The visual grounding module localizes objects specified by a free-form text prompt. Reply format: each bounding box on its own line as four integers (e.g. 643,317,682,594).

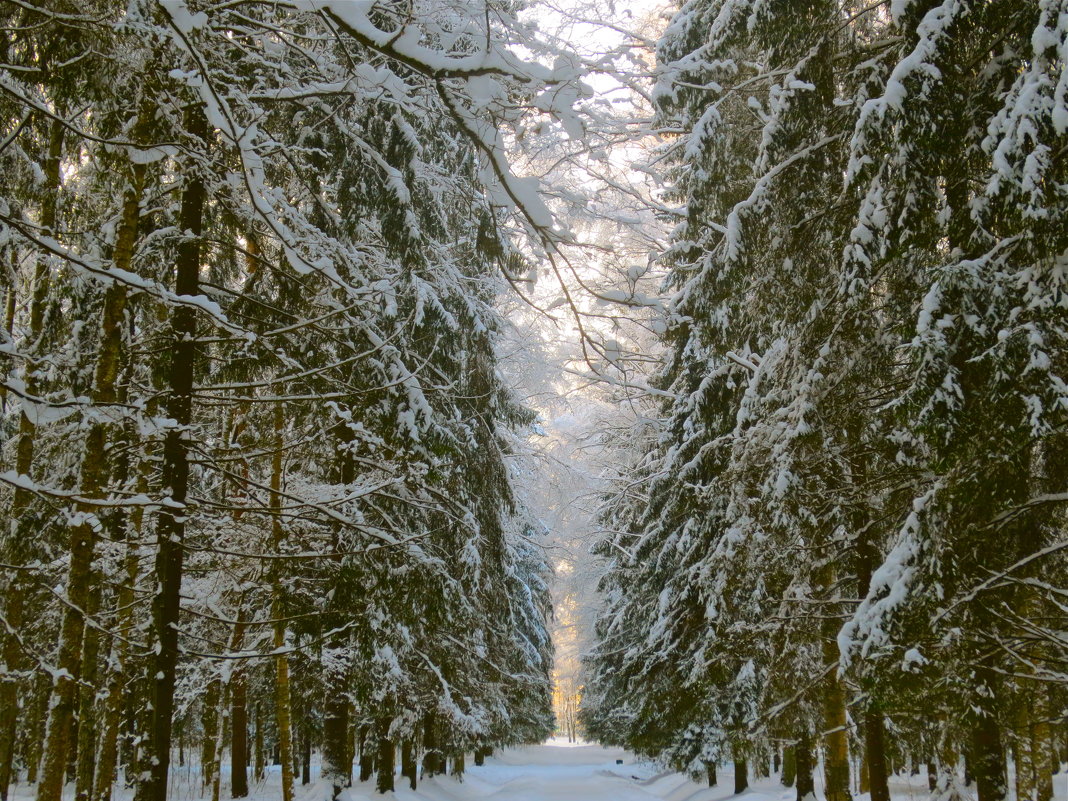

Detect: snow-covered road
435,744,664,801
347,742,728,801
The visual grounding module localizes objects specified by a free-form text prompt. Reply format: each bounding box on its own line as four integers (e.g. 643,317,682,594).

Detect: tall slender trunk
855,525,890,801
733,756,748,794
704,761,717,787
819,563,850,801
402,742,417,790
301,731,310,786
375,717,395,794
1031,694,1053,801
321,692,349,798
211,675,229,801
795,729,814,801
74,583,103,801
0,268,14,415
92,415,143,801
421,714,441,777
971,661,1006,801
449,750,463,781
39,276,134,801
321,420,354,799
0,118,64,801
358,727,374,782
231,672,249,799
37,117,102,801
821,670,851,800
254,704,264,783
201,678,220,793
135,106,207,801
231,612,249,799
269,404,295,801
24,672,51,784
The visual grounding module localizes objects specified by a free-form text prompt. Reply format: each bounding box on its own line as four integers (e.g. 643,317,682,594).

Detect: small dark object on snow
616,759,623,765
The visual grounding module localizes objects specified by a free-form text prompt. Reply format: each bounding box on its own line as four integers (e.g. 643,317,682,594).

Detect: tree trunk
321,692,349,798
0,270,14,414
375,721,394,794
74,584,103,801
359,727,374,783
253,704,264,783
92,433,143,801
422,714,442,777
201,678,221,794
269,405,295,801
451,751,465,780
0,118,64,801
134,106,207,801
301,730,311,786
705,761,718,787
820,565,851,801
1016,690,1054,801
211,679,228,801
320,420,355,799
734,757,748,794
402,741,417,789
25,671,51,784
231,610,250,799
971,675,1006,801
232,670,249,799
796,729,814,801
39,172,135,801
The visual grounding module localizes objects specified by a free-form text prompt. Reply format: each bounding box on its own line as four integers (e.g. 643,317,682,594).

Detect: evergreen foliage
584,3,1068,799
0,1,566,797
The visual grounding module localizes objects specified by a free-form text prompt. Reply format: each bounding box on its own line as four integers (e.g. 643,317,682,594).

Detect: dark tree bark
734,757,748,794
322,693,349,798
375,721,394,794
231,669,249,799
0,116,64,801
134,105,207,801
796,730,814,801
972,697,1007,801
705,761,717,787
402,741,417,789
230,605,250,800
254,703,264,782
359,726,375,782
73,583,103,801
851,448,891,801
302,730,311,785
421,714,444,777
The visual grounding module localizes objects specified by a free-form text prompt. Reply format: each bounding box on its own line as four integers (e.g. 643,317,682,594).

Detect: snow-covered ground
330,742,1068,801
13,743,1068,801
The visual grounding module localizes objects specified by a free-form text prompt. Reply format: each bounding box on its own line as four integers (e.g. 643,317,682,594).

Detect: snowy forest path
383,743,672,801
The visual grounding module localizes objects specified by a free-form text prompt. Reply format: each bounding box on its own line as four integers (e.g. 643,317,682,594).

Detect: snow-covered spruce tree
838,6,1068,801
1,1,568,799
587,2,870,792
588,2,1067,800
